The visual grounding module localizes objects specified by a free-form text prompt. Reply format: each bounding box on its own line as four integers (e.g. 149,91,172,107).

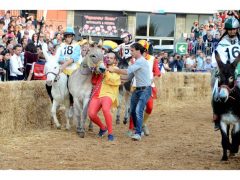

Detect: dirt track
0,99,240,170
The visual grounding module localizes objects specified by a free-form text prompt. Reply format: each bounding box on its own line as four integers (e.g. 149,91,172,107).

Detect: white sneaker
68,106,74,118
142,124,150,136
126,130,134,137
131,134,141,141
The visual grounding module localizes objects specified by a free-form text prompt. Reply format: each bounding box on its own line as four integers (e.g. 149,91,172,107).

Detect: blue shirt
57,42,81,63
127,56,151,87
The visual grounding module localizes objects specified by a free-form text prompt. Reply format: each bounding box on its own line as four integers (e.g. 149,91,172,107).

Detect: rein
219,84,237,101
46,69,60,82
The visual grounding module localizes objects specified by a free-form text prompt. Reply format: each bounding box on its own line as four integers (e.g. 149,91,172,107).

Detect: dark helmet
224,16,239,29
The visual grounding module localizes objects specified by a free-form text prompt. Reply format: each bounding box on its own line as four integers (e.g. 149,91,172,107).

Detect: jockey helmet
120,31,132,41
102,40,118,51
138,39,149,51
64,27,75,36
224,16,239,29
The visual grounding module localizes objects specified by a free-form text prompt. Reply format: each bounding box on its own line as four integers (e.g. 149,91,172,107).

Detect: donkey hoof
221,156,228,161
56,125,61,129
123,119,128,125
88,127,94,132
229,153,235,157
78,132,85,138
116,119,120,125
65,126,71,131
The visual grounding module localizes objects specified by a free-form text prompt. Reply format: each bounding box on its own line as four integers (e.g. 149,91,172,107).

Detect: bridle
46,69,60,82
219,84,237,101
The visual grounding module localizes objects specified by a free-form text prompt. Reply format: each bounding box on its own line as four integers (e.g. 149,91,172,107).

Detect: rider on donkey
57,27,82,115
118,31,135,63
211,16,240,131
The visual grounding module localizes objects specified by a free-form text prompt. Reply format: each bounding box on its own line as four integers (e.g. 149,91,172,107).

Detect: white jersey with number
211,35,240,68
118,41,135,59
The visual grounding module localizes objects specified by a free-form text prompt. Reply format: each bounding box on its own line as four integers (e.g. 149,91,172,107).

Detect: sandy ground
0,99,240,170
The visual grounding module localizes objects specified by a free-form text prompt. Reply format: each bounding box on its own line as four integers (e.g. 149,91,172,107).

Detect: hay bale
156,72,211,103
0,81,52,136
0,73,212,136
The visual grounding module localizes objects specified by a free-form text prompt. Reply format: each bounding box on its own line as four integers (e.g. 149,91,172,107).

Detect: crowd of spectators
0,10,65,81
157,10,239,73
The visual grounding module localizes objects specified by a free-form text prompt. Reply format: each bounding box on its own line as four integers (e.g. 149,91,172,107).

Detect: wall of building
175,14,186,41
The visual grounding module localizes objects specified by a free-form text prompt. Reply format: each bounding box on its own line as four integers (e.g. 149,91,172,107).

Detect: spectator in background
9,44,24,81
49,25,55,40
193,36,205,54
0,20,5,32
185,54,196,72
52,32,63,46
208,24,216,37
204,23,209,32
0,45,4,54
219,11,227,23
2,49,11,81
0,53,6,81
196,52,205,71
14,25,22,44
162,57,171,72
199,24,206,37
6,25,15,39
213,13,222,25
205,34,217,56
189,32,196,42
21,36,28,50
203,56,213,72
1,34,8,46
25,22,35,39
170,53,184,72
2,11,11,32
32,33,39,46
186,38,193,54
7,44,14,55
191,20,200,38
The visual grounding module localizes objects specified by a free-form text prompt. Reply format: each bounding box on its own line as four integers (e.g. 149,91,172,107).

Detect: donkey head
83,47,105,74
44,59,60,86
215,50,240,102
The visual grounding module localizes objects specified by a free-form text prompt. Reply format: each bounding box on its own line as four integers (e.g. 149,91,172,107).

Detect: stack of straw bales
155,72,211,102
0,81,52,136
0,73,212,135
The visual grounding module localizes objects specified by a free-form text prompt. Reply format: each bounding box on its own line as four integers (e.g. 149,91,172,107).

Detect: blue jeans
130,86,152,136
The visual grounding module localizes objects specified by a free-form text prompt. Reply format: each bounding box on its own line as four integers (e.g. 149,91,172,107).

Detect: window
136,13,148,36
149,14,175,37
161,40,174,45
135,13,175,46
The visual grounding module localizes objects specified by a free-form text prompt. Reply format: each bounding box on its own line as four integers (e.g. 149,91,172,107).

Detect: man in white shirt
9,44,24,81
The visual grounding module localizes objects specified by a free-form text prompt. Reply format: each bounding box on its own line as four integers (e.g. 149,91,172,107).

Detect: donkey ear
214,50,224,69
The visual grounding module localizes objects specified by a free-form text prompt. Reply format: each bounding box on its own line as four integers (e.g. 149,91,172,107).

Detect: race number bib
64,45,74,55
224,46,240,60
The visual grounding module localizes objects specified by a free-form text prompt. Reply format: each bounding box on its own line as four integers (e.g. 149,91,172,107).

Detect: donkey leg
220,123,230,161
51,100,61,129
88,120,94,131
64,99,71,130
230,124,240,155
123,92,131,125
116,89,123,125
74,99,82,135
78,99,89,138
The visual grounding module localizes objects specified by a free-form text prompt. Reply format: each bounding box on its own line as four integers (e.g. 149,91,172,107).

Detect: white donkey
44,50,72,130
